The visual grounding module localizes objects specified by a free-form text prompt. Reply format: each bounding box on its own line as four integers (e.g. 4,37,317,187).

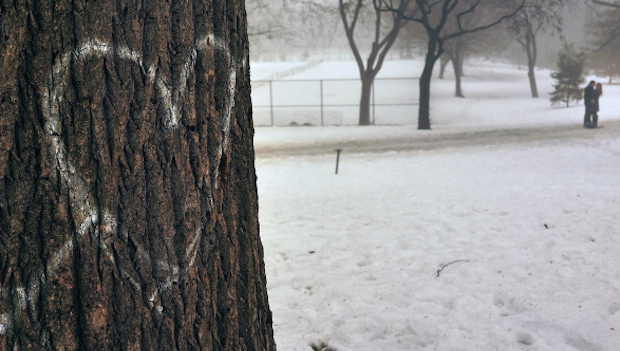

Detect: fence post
335,149,342,174
252,77,419,127
269,81,274,126
320,79,324,126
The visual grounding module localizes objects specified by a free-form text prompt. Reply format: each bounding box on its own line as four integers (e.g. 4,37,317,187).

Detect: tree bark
0,1,275,350
359,75,373,125
521,23,539,98
451,52,464,98
418,39,440,130
528,61,539,98
525,35,539,98
438,56,449,79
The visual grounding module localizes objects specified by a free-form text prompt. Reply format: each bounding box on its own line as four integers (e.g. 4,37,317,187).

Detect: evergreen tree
550,42,586,107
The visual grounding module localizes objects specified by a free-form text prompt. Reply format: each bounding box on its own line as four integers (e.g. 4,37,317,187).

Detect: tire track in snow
254,121,620,158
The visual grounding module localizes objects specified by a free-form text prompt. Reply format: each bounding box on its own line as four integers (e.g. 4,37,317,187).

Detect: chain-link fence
251,78,419,126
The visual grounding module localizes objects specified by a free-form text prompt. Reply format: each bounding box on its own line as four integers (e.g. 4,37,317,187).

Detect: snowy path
254,120,620,158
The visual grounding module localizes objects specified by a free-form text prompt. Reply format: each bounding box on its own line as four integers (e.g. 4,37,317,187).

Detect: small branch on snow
436,259,470,277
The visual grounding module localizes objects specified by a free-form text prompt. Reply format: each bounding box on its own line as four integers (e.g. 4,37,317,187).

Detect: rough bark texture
0,1,275,350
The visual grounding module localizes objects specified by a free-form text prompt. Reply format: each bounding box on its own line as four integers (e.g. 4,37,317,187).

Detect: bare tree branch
591,0,620,8
340,0,410,125
374,0,525,129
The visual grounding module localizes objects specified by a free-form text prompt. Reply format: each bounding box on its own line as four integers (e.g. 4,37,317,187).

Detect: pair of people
584,80,603,128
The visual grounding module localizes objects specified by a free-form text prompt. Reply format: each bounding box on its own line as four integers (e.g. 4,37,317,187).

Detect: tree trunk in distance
451,54,464,98
418,40,439,130
438,56,449,79
524,25,539,98
359,76,373,125
0,1,275,350
528,63,539,98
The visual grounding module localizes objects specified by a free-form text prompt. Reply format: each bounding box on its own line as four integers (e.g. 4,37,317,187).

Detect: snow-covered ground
252,59,620,351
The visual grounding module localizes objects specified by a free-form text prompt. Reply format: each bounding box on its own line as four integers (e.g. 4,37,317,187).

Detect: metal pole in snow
269,80,274,126
335,149,342,174
320,80,324,126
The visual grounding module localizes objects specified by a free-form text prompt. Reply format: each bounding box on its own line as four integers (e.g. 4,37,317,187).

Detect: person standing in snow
583,80,597,128
593,82,603,127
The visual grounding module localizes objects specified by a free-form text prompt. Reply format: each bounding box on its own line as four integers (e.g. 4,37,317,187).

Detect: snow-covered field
252,59,620,351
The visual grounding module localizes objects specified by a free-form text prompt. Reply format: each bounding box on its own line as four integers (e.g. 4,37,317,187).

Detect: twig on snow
436,259,470,277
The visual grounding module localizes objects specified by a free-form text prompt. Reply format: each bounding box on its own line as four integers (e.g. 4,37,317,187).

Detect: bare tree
340,0,410,125
507,0,568,98
377,0,525,129
588,0,620,50
394,22,419,58
438,55,451,78
0,1,275,350
297,1,344,57
247,0,290,38
439,1,510,98
587,0,620,81
442,26,512,96
398,6,510,97
442,37,468,97
249,0,342,60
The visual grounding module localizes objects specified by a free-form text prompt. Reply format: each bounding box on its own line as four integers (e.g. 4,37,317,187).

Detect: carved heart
0,34,242,333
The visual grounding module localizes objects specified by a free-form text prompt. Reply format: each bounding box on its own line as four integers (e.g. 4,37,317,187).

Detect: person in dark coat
584,80,597,128
593,83,603,127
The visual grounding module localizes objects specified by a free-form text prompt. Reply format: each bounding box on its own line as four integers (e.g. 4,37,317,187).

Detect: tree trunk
523,26,539,98
340,0,405,126
527,62,539,98
438,56,449,79
526,37,539,98
451,54,464,98
418,41,439,130
0,1,275,350
359,76,373,125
